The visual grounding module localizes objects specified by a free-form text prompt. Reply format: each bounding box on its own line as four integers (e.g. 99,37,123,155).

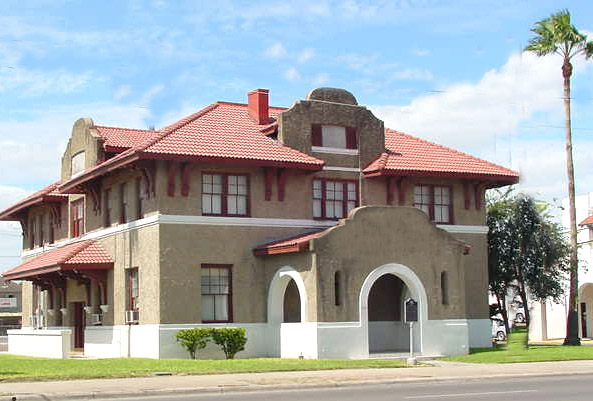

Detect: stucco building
1,88,518,359
529,192,593,341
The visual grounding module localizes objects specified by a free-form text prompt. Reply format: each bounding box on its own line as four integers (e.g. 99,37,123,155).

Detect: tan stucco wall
309,206,468,322
278,96,385,168
454,232,489,320
60,118,104,182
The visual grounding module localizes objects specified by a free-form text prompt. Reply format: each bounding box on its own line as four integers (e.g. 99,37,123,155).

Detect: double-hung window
201,264,232,323
136,177,145,220
313,179,358,219
202,173,249,217
71,199,84,238
413,185,453,224
127,268,139,311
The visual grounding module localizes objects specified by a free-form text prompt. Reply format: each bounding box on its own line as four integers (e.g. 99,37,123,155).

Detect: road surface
86,373,592,401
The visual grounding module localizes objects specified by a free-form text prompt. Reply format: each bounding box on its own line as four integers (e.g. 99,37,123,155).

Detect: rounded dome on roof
306,88,358,105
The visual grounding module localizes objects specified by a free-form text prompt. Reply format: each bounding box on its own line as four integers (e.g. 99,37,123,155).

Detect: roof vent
248,89,270,125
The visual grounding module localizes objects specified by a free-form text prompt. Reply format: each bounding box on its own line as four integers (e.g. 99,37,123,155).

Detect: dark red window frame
136,177,144,220
413,184,454,224
128,267,139,311
312,178,359,220
119,182,128,224
104,188,112,227
311,124,357,149
201,173,250,217
29,218,36,248
71,199,84,238
201,264,233,323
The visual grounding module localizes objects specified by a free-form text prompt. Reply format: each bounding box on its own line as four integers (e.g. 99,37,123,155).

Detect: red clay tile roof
363,129,519,183
253,229,328,256
95,126,160,152
0,182,68,221
3,240,113,281
580,216,593,226
141,102,322,168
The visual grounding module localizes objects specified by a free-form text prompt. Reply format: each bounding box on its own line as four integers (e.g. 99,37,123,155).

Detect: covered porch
3,240,113,358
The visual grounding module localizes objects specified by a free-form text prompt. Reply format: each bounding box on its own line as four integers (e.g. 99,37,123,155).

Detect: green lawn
442,345,593,363
443,327,593,363
0,355,407,382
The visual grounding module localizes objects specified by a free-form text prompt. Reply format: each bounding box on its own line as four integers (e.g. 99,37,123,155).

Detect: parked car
508,299,525,323
491,318,507,342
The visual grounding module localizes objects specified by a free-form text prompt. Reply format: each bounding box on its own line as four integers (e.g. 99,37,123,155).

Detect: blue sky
1,0,593,271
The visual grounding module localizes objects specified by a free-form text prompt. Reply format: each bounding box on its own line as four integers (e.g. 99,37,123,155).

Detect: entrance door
73,302,86,349
581,302,588,338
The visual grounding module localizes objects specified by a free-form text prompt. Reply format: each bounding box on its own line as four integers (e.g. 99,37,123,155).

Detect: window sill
312,146,359,155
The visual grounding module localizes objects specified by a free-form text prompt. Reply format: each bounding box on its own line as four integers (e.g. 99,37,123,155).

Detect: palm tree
525,9,593,346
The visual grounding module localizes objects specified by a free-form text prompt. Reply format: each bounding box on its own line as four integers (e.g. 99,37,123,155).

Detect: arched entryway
360,264,427,356
268,266,315,358
579,283,593,338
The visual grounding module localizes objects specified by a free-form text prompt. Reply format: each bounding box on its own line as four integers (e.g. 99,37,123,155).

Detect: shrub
175,328,212,359
210,328,247,359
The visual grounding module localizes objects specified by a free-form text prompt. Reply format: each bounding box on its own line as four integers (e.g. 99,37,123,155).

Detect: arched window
441,271,449,305
334,271,342,306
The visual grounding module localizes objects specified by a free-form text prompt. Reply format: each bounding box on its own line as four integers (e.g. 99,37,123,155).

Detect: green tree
487,192,569,336
525,9,593,345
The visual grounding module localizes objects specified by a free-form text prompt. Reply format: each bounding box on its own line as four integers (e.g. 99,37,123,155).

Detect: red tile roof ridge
94,125,159,134
580,215,593,226
158,103,221,142
215,101,287,111
385,128,518,177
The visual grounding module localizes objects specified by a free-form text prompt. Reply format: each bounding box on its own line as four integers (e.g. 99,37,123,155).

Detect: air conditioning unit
125,310,139,324
90,313,103,326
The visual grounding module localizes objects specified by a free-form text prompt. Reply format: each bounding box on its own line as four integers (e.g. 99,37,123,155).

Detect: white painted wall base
8,328,72,358
466,319,492,348
14,318,472,359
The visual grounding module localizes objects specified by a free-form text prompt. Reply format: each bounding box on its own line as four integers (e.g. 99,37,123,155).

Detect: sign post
404,298,418,366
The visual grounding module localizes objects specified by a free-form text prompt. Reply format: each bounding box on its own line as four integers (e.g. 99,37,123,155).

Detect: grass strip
0,355,406,382
442,343,593,364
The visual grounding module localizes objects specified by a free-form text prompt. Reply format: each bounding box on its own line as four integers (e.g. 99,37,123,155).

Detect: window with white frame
201,264,232,323
202,173,249,217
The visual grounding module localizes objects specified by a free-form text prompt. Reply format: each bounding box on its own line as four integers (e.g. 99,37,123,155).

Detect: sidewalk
2,359,593,400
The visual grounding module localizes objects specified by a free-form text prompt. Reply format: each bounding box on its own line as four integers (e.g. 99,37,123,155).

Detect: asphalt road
87,374,593,401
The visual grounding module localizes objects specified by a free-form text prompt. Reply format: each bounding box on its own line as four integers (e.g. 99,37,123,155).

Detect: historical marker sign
404,298,418,323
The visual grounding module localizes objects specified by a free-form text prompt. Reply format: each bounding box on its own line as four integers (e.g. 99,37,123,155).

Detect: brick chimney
248,89,270,125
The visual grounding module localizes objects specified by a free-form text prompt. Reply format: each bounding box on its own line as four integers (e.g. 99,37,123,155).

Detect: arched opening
283,279,302,323
579,283,593,338
367,274,410,353
360,264,427,357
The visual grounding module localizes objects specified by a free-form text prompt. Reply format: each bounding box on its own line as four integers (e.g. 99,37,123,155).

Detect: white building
529,192,593,341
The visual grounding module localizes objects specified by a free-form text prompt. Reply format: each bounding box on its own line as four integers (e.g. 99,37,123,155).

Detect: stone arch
579,283,593,338
267,266,307,324
359,263,428,355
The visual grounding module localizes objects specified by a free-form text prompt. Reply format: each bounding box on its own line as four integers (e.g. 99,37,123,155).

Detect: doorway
73,302,86,350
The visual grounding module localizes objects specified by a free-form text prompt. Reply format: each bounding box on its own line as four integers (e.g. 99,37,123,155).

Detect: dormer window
311,124,357,154
71,151,86,177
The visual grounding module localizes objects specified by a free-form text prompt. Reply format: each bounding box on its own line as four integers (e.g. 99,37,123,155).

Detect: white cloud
264,42,287,59
298,48,315,63
0,68,96,97
313,73,329,85
370,51,593,202
114,85,132,100
138,84,165,107
284,67,300,81
392,68,433,81
413,49,430,56
0,103,151,186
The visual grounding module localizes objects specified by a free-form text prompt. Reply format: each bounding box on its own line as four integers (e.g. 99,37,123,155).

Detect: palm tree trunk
562,60,581,346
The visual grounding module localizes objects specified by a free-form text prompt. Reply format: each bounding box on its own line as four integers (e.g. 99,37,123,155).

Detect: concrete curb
6,369,593,401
